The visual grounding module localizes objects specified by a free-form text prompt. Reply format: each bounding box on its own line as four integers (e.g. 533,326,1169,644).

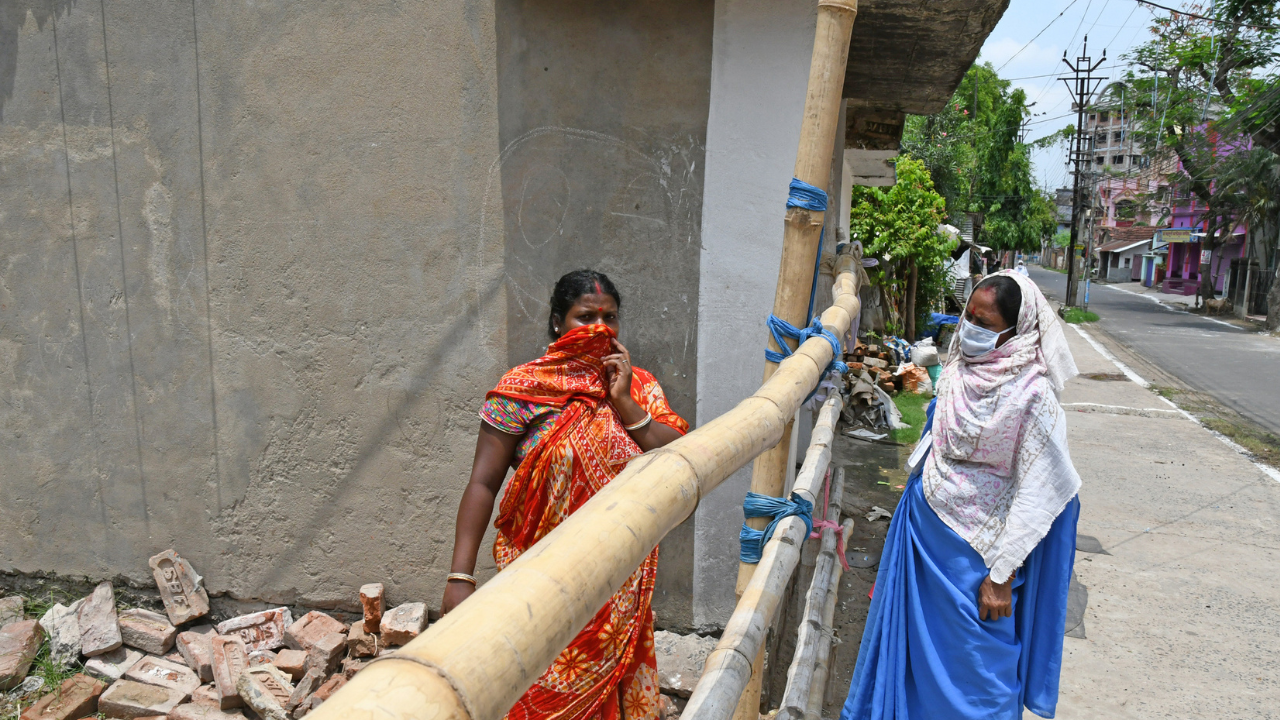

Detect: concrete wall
493,0,713,628
693,0,819,629
0,1,507,612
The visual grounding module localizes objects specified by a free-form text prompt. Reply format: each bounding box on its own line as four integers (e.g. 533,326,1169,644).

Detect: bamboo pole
680,397,843,720
806,517,854,720
776,469,844,720
736,4,858,714
307,267,860,720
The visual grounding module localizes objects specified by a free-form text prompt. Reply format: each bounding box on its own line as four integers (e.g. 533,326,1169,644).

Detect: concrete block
236,665,294,720
118,609,176,655
283,612,345,652
0,597,24,627
303,633,345,677
272,649,307,681
123,655,201,700
378,603,425,646
78,582,122,657
170,702,246,720
170,703,244,720
210,636,249,710
176,626,217,682
19,673,106,720
191,685,221,708
215,609,292,653
284,669,322,712
0,620,45,690
37,599,85,666
345,622,378,658
653,630,716,698
148,551,210,626
84,646,145,683
358,584,384,634
96,680,186,720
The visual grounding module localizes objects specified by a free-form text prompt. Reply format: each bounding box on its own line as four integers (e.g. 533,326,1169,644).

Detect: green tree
849,156,952,339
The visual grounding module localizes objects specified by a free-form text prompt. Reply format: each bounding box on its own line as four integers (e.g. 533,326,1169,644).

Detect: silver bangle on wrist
624,412,653,432
447,573,477,586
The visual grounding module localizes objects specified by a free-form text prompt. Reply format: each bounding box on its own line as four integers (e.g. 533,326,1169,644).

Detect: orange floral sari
489,324,688,720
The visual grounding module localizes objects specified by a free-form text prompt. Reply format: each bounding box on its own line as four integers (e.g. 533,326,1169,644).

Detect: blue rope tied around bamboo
740,492,814,563
764,316,849,404
787,178,829,322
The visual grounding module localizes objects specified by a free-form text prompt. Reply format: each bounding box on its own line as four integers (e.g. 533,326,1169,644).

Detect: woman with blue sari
841,270,1082,720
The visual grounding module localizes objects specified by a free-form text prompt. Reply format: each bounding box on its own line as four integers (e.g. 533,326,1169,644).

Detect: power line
1130,0,1280,31
997,0,1083,71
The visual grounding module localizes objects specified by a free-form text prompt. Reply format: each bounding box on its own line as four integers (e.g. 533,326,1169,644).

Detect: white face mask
958,318,1008,359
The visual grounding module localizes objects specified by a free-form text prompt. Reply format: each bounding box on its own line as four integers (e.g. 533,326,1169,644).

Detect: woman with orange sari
442,269,688,720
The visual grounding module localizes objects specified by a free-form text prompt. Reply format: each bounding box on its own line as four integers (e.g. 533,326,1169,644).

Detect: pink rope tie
809,468,850,571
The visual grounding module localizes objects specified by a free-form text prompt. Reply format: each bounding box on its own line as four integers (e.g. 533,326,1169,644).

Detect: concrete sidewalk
1026,323,1280,718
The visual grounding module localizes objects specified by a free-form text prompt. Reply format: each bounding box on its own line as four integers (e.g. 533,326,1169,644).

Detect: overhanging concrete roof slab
843,0,1010,114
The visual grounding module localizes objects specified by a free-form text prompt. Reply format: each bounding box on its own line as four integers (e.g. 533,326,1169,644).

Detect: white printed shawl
923,270,1081,583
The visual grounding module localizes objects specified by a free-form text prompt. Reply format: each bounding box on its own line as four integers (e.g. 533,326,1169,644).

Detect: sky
976,0,1166,192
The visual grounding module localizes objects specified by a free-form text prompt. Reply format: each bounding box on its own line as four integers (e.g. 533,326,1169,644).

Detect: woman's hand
603,339,646,425
978,573,1014,621
441,580,475,616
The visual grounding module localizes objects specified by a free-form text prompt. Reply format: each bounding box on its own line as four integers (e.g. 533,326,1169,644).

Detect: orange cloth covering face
489,324,688,720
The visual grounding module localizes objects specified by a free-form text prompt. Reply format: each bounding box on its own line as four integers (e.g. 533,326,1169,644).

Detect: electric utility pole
1062,36,1107,307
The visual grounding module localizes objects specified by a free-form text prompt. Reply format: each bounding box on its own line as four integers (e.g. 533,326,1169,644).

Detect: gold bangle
624,412,652,432
446,573,477,585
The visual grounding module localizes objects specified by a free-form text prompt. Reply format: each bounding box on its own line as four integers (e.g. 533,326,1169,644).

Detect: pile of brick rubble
0,549,426,720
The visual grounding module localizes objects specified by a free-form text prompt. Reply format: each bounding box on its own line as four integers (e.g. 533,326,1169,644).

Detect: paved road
1027,265,1280,435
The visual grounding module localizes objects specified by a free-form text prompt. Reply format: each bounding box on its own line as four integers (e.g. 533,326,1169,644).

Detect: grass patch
0,591,88,717
891,392,932,445
1151,385,1179,399
1200,417,1280,468
1062,308,1100,324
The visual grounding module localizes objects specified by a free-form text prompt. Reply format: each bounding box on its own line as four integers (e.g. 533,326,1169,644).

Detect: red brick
19,673,105,720
345,622,378,659
311,675,345,702
170,702,246,720
123,655,201,700
176,627,216,682
358,584,384,634
148,550,211,626
119,609,176,656
283,612,345,652
191,685,221,708
236,665,294,720
210,636,249,710
215,609,292,653
378,603,425,646
78,582,122,657
97,680,185,720
84,646,144,683
284,669,322,712
0,620,44,691
272,649,307,681
303,632,345,677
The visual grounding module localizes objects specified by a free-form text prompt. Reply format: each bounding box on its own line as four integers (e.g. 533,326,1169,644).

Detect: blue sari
841,400,1079,720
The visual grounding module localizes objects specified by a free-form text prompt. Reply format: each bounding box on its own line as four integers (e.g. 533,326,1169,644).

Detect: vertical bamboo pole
735,2,857,717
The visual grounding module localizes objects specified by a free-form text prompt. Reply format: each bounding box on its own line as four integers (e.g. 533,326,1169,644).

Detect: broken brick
38,600,84,667
358,584,384,634
303,632,345,677
0,597,23,627
311,674,346,702
176,626,217,682
84,646,145,682
124,654,202,700
248,649,277,667
170,702,246,720
20,673,106,720
284,669,322,713
378,603,426,646
215,608,292,653
191,684,221,708
97,679,186,720
340,657,366,680
78,582,123,657
237,665,294,720
283,612,345,653
0,620,45,691
272,649,307,681
148,550,211,626
119,609,177,656
210,635,249,710
345,622,378,658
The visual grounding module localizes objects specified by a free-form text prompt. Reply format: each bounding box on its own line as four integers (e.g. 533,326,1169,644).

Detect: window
1134,155,1148,168
1124,257,1131,268
1100,111,1110,122
1157,184,1170,199
1113,131,1124,142
1113,155,1126,165
1096,156,1106,165
1089,113,1097,122
1095,132,1107,147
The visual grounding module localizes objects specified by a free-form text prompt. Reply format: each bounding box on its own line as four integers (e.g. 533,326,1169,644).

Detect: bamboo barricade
738,3,858,712
807,518,855,720
307,262,861,720
776,470,846,720
680,398,844,720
